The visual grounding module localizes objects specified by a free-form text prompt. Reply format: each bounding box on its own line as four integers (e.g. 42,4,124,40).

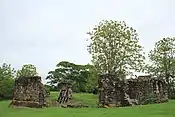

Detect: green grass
0,92,175,117
72,93,98,107
50,92,98,107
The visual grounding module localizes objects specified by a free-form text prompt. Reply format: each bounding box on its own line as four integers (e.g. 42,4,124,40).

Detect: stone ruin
57,82,72,104
98,74,168,107
9,76,47,108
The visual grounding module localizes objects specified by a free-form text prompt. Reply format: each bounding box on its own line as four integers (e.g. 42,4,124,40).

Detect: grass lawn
50,92,98,107
0,92,175,117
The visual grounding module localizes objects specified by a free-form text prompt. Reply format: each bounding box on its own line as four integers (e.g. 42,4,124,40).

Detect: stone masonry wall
126,76,168,105
98,74,168,107
10,76,47,108
98,74,124,107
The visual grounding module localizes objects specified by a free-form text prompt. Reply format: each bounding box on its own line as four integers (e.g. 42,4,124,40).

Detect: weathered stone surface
98,74,124,107
126,76,168,105
98,74,168,107
9,76,47,108
57,82,72,104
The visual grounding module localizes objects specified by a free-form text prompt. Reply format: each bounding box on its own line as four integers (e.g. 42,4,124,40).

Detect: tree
84,64,98,93
87,20,145,78
17,64,38,78
0,63,15,100
46,61,80,86
148,37,175,98
46,61,97,93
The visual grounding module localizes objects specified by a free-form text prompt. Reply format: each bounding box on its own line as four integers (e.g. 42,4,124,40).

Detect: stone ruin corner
9,76,48,108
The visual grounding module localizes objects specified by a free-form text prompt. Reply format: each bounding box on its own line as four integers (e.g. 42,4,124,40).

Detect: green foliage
0,63,15,100
16,64,38,78
84,64,98,93
46,61,97,93
148,37,175,98
87,20,145,78
44,84,51,96
44,85,51,91
148,37,175,76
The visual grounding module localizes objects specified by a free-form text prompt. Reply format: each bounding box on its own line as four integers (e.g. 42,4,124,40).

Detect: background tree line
1,20,175,100
0,62,98,100
0,64,38,100
46,61,98,93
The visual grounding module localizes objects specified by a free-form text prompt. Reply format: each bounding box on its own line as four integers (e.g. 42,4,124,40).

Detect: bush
0,63,15,100
0,79,14,100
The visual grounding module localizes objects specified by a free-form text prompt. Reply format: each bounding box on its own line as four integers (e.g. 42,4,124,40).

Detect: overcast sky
0,0,175,82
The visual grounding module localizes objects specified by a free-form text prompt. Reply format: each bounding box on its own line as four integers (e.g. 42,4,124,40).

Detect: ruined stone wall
98,74,168,107
10,76,47,108
57,82,72,104
126,76,168,105
98,74,124,107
